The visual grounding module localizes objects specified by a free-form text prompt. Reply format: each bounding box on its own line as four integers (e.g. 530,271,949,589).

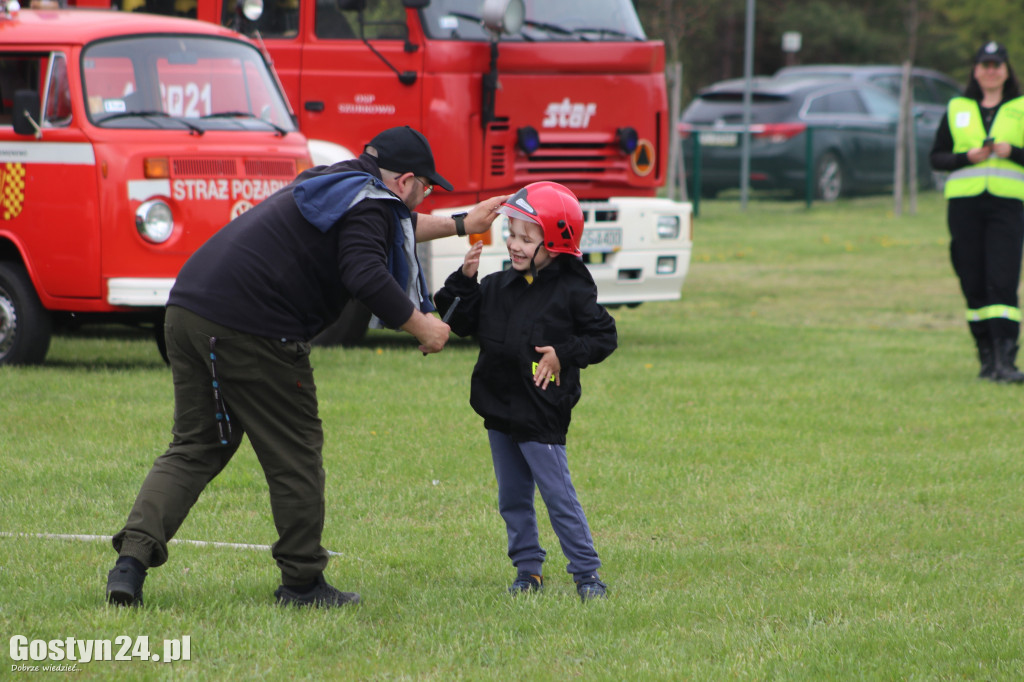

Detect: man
105,125,506,608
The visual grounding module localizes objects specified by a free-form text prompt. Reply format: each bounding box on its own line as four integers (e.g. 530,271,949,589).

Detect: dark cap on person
367,126,453,192
975,41,1009,65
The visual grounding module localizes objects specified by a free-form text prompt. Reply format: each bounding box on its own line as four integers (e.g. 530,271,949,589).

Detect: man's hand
464,194,509,236
401,309,450,354
413,194,510,242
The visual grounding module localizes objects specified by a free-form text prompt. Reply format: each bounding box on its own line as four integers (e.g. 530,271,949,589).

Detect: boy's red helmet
497,181,584,257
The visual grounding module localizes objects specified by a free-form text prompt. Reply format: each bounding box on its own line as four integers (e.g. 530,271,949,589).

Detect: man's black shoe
106,562,146,607
274,575,360,608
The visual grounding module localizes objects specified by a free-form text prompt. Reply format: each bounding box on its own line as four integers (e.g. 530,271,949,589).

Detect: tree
929,0,1024,84
633,0,994,102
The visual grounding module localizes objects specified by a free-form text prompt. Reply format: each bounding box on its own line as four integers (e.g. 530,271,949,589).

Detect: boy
434,181,617,601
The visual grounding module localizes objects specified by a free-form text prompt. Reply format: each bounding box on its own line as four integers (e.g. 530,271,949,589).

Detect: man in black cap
105,126,506,608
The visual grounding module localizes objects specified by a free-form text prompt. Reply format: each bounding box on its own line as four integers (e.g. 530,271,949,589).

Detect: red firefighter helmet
497,181,584,257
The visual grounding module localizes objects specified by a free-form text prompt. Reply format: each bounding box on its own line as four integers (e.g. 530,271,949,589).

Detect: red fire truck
76,0,693,344
0,5,311,365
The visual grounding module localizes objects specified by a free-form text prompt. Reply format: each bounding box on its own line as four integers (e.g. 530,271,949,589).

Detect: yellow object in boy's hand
531,361,556,383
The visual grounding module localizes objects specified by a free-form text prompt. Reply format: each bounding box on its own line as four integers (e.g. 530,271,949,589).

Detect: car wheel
0,261,52,366
815,152,844,202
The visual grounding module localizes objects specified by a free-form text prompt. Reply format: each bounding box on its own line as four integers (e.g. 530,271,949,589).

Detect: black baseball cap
366,126,453,192
975,41,1009,65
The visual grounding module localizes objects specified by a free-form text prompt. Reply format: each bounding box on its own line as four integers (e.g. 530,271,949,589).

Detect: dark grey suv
679,76,945,201
773,64,961,118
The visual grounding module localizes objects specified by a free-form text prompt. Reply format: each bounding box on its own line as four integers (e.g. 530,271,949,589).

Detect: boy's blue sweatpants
488,430,601,578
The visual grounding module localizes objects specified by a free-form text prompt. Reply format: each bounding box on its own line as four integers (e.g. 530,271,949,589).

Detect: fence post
691,132,702,217
805,127,814,208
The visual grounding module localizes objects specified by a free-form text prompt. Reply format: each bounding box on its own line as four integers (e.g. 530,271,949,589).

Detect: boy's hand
462,241,484,278
533,345,561,389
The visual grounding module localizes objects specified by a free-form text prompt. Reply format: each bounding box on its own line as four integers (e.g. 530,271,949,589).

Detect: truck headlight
135,199,174,244
657,215,680,239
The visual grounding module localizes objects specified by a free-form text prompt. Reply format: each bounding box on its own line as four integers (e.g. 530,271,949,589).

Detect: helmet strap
528,249,539,282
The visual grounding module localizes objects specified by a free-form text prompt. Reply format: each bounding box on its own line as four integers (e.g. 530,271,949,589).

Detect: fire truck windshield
82,35,296,133
419,0,646,42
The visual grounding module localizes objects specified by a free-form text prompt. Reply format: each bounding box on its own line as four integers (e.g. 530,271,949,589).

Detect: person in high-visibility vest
931,42,1024,383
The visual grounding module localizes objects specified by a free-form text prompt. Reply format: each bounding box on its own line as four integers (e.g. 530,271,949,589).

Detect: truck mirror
12,89,41,138
241,0,263,22
482,0,524,36
337,0,366,10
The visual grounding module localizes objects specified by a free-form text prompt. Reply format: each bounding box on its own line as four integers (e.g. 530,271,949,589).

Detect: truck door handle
305,101,325,112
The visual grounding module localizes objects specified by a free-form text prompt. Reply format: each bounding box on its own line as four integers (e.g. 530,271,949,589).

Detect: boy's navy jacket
435,256,617,444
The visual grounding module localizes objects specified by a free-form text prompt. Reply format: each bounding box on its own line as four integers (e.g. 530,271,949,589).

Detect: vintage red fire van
0,5,311,364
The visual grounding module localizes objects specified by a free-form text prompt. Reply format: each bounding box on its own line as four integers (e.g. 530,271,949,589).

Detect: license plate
700,132,738,147
580,227,622,253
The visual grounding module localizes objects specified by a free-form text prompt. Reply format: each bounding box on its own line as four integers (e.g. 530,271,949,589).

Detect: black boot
106,557,147,607
976,336,996,380
992,338,1024,383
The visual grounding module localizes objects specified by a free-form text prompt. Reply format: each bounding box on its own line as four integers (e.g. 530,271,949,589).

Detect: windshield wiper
521,18,577,39
523,19,574,35
442,11,531,40
571,27,643,41
446,11,482,24
201,111,288,137
98,110,204,135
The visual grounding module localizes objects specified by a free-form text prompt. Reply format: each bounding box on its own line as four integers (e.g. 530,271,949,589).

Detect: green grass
3,190,1024,680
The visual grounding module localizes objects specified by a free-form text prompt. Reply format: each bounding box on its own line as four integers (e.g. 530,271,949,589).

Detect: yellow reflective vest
944,96,1024,200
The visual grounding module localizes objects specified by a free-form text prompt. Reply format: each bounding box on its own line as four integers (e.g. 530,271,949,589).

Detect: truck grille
485,123,631,183
171,158,296,177
244,159,298,177
518,141,626,176
172,158,238,176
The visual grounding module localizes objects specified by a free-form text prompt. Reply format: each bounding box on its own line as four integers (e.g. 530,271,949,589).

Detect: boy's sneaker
274,574,360,608
575,574,607,602
508,571,543,594
106,561,146,607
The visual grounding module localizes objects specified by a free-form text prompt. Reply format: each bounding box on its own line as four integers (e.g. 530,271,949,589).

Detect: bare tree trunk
894,60,911,216
906,0,919,215
667,62,687,202
721,14,739,81
894,0,921,217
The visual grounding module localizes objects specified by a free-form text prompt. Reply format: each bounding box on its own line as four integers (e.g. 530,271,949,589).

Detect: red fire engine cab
0,5,311,364
78,0,693,344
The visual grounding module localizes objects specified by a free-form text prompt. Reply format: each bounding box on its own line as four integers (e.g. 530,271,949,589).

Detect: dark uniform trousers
112,305,329,586
948,194,1024,342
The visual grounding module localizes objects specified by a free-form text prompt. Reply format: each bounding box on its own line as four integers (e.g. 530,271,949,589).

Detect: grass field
3,190,1024,680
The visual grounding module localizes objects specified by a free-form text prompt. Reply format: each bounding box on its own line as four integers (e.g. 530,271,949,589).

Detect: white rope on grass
0,531,343,557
